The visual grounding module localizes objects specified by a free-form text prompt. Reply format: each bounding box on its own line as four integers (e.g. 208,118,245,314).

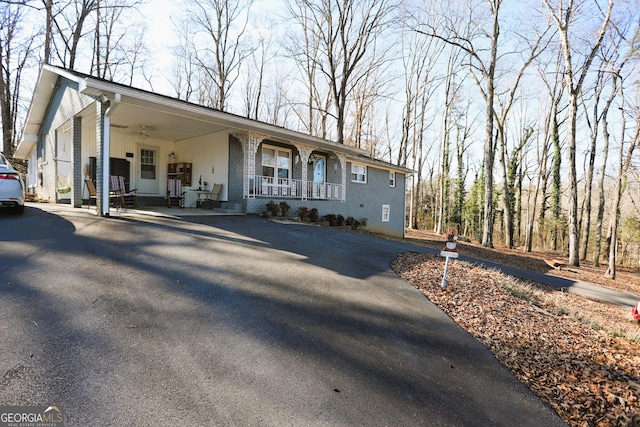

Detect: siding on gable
36,77,97,202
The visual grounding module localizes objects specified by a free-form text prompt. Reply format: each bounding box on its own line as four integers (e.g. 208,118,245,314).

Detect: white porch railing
250,175,343,200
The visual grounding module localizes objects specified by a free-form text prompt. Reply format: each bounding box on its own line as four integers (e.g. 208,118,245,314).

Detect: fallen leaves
392,252,640,427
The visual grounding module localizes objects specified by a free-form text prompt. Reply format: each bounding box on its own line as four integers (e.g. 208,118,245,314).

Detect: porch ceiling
104,99,230,142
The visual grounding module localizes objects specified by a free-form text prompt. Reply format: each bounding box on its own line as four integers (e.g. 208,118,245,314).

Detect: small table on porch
187,190,212,208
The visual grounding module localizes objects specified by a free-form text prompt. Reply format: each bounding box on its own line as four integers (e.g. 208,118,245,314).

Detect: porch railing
250,175,343,200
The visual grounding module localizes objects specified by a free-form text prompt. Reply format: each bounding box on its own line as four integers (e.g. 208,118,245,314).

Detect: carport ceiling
107,100,230,142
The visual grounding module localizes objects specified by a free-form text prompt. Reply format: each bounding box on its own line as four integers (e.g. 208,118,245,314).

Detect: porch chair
198,183,223,209
167,178,185,207
85,179,97,210
110,175,138,209
110,175,123,209
117,175,138,208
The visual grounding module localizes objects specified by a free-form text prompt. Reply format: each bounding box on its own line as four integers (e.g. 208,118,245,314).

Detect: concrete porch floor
84,205,246,218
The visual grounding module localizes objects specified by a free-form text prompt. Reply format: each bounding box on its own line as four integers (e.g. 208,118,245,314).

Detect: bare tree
593,72,618,266
48,0,99,69
284,0,329,137
185,0,254,111
417,0,503,247
92,0,145,82
526,49,566,252
285,0,394,145
493,21,552,248
542,0,614,266
0,2,35,158
606,98,639,278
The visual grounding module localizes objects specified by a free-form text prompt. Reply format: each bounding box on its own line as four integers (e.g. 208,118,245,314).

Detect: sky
139,0,283,97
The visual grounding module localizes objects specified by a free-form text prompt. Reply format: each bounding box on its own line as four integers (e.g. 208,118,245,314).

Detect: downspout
101,93,121,216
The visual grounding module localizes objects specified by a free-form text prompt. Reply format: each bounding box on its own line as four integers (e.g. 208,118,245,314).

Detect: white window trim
382,204,390,222
350,163,367,183
389,171,396,187
262,144,292,180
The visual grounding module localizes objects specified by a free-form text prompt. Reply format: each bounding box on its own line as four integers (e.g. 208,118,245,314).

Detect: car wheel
13,205,24,215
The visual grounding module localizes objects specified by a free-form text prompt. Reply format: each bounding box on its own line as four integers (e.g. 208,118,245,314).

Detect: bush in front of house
346,216,368,230
279,201,291,216
309,208,319,222
296,206,310,221
265,200,280,216
323,214,346,226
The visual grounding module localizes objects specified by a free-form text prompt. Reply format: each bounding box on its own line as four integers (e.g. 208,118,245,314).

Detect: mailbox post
440,233,458,289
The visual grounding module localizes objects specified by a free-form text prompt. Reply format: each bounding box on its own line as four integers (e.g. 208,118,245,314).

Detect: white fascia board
14,134,38,159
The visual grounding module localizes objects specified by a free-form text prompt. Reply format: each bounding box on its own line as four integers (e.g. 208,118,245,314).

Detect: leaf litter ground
391,231,640,427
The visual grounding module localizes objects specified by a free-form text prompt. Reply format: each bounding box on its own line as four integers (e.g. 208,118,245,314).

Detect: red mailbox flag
633,301,640,320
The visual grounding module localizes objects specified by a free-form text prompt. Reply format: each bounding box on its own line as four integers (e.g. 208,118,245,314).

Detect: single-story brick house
15,65,412,237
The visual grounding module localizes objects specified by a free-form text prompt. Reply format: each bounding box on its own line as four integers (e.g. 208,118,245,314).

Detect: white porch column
294,144,314,200
337,154,346,201
98,94,120,216
233,132,265,198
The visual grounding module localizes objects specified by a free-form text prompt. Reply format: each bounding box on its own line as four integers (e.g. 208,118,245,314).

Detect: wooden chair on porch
85,179,97,211
167,178,185,208
110,175,138,208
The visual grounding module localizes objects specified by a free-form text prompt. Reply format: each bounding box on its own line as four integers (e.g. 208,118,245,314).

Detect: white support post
439,233,459,289
234,132,265,198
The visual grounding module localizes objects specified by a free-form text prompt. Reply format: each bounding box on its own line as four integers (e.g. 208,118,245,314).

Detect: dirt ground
392,229,640,427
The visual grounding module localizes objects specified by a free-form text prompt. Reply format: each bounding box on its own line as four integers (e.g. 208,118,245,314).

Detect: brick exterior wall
229,134,407,237
71,116,82,207
228,136,245,205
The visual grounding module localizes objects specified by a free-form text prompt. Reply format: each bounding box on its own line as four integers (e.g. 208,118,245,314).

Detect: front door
138,146,159,194
312,155,326,198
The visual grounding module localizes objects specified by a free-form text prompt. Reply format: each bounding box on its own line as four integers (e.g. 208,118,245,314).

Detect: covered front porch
234,131,347,204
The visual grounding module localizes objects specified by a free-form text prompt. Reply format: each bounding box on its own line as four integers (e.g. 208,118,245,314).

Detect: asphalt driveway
0,204,565,426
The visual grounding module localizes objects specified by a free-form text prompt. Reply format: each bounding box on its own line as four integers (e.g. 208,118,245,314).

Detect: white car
0,152,25,214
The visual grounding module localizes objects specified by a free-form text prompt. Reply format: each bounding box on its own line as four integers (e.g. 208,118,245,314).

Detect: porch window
351,163,366,183
382,204,390,222
389,171,396,187
262,145,291,180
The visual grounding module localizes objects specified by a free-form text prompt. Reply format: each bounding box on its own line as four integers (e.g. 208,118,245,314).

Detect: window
262,145,291,180
389,171,396,187
140,148,156,179
351,163,366,183
382,204,390,222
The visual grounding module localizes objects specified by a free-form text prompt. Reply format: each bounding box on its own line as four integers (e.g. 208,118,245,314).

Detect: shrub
296,206,310,221
279,201,291,216
346,217,368,230
323,214,338,226
309,208,319,222
265,200,280,216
